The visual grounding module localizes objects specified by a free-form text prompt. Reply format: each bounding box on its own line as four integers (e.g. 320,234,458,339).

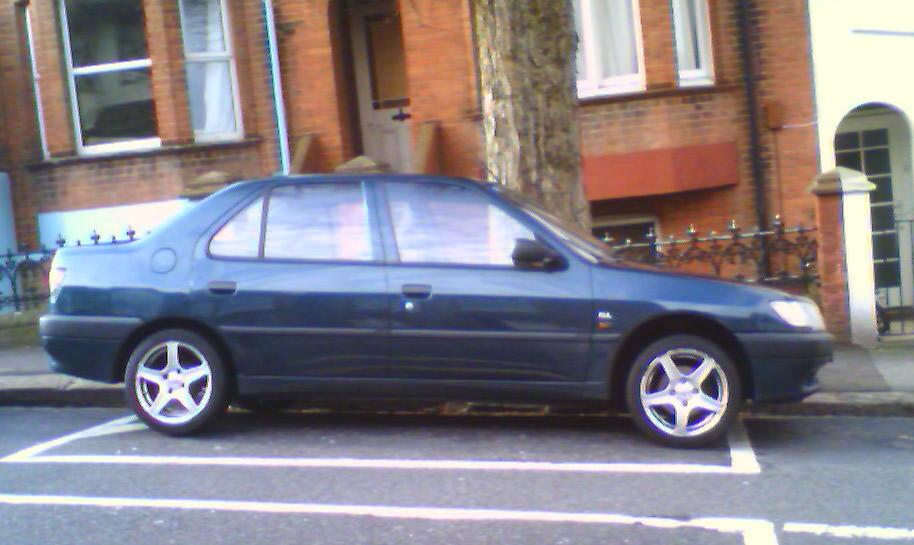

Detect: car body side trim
220,326,388,337
39,315,142,339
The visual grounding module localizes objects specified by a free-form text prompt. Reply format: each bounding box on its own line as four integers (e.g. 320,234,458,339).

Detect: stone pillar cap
809,167,876,195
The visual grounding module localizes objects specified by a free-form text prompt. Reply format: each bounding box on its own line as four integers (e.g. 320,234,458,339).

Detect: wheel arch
113,318,238,393
608,313,753,408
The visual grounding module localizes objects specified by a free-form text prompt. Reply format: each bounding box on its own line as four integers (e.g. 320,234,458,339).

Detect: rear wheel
625,335,742,448
125,329,231,435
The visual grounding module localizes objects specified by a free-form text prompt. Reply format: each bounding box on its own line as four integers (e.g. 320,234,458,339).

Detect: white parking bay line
0,415,142,463
0,493,779,544
784,522,914,541
2,416,760,475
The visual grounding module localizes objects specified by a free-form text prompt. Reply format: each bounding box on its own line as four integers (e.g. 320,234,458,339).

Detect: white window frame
58,0,161,156
178,0,244,143
576,0,646,99
671,0,714,87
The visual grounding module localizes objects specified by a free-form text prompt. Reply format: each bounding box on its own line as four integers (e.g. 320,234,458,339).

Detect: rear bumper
736,331,834,403
39,315,141,383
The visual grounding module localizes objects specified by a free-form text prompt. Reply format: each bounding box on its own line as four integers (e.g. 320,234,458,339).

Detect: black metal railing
0,229,138,313
604,216,819,293
876,218,914,336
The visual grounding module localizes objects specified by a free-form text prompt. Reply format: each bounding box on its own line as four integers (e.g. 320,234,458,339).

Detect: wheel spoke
148,391,172,416
174,388,199,412
692,393,724,414
673,404,691,434
165,342,180,373
137,368,164,386
181,366,209,386
689,357,718,386
656,353,683,382
642,391,676,409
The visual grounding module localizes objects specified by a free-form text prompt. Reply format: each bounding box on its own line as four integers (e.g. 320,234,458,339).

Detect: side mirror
511,239,564,270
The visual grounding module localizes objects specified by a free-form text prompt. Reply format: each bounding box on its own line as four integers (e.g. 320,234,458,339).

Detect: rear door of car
378,179,593,384
192,179,390,379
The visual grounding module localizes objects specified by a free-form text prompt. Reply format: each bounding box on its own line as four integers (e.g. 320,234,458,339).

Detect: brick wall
1,0,280,248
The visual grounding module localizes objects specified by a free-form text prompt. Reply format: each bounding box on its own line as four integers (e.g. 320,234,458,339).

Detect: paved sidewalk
0,343,912,414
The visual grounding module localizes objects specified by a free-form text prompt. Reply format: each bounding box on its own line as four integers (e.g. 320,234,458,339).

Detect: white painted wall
809,0,914,169
37,199,191,249
809,0,914,342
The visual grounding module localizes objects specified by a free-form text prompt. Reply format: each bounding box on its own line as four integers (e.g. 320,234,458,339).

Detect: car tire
236,397,294,415
625,334,742,448
125,329,231,436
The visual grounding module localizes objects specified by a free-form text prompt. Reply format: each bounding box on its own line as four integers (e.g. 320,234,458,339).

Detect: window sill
26,137,263,171
577,82,741,107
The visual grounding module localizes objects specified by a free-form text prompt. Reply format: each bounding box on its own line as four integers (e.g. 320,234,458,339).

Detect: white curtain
672,0,700,71
184,0,235,135
593,0,638,78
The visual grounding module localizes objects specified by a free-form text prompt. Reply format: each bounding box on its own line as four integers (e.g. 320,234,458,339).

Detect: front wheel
625,335,742,448
125,329,231,435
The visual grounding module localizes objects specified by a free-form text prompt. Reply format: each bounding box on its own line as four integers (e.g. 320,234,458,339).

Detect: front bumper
40,314,142,383
736,331,834,402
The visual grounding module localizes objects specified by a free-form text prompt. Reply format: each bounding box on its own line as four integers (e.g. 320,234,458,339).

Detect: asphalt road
0,408,912,545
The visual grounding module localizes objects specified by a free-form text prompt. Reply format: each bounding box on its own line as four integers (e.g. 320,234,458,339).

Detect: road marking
0,415,141,463
7,454,749,473
728,419,761,474
784,522,914,540
2,416,761,475
0,493,778,544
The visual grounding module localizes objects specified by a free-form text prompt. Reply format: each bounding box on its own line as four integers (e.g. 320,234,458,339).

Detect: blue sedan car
40,175,833,447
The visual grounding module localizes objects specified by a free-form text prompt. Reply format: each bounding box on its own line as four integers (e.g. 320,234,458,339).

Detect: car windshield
490,184,616,263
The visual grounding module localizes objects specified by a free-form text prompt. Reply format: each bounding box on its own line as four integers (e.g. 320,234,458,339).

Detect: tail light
49,267,66,294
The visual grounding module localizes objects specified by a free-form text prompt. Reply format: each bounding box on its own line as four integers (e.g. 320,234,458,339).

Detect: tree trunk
473,0,590,229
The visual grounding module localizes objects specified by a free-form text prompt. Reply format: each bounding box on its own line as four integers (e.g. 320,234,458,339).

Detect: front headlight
770,300,825,330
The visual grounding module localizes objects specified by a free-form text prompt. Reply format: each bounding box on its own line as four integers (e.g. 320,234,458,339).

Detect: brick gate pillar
809,167,877,346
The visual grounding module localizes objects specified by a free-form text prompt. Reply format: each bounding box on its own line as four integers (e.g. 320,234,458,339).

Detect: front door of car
379,181,593,383
193,180,389,379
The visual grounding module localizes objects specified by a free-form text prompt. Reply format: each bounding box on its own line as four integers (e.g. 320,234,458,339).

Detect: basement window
573,0,645,98
59,0,160,155
180,0,243,141
671,0,714,86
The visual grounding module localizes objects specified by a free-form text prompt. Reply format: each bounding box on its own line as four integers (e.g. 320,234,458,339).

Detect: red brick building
0,0,823,250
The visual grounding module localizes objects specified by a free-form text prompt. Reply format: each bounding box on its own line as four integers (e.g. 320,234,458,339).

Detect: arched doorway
835,104,913,333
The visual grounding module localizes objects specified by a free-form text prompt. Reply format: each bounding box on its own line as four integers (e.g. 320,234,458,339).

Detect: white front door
836,111,914,317
350,1,412,172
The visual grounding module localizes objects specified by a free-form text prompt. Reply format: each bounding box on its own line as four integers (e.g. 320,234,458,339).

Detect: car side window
386,182,534,266
209,196,264,258
264,183,373,261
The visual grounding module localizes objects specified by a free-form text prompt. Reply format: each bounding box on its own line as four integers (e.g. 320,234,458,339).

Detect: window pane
872,232,899,260
835,151,861,171
592,0,638,78
875,260,900,289
834,132,860,151
862,129,889,147
366,13,409,109
186,61,236,134
264,184,372,261
871,176,894,204
387,183,534,266
74,69,156,145
64,0,148,67
871,205,896,232
210,197,263,258
181,0,227,54
672,0,705,72
864,148,891,175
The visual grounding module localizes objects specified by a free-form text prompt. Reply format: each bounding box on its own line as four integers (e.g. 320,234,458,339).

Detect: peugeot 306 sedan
40,175,833,447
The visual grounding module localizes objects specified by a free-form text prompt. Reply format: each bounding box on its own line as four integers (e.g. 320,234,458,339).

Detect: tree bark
473,0,590,229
